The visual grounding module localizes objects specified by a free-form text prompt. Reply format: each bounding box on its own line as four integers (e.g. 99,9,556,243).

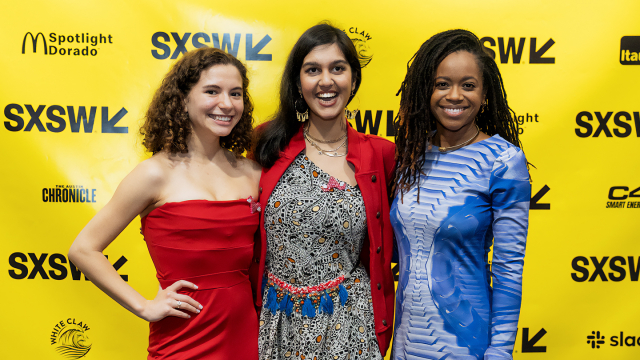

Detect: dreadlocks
393,29,524,201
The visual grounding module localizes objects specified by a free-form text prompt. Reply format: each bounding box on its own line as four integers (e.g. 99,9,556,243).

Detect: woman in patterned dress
391,30,530,360
251,23,395,360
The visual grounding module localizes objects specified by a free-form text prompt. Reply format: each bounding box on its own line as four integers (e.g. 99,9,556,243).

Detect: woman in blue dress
391,30,531,360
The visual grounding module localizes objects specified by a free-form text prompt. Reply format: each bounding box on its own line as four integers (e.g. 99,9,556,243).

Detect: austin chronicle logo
344,27,373,68
50,319,92,359
587,331,605,349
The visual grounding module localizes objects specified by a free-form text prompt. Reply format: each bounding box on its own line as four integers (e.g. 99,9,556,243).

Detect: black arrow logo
530,185,550,210
522,328,547,353
529,38,555,64
246,34,272,61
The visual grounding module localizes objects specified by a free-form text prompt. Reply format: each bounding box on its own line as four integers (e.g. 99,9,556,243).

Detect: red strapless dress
141,199,259,360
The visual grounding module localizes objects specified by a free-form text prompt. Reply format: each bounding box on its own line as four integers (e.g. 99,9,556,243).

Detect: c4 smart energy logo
620,36,640,65
50,319,91,359
606,186,640,209
344,27,373,68
22,31,114,57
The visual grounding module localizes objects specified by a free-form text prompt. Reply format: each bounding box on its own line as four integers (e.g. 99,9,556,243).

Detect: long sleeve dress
390,135,530,360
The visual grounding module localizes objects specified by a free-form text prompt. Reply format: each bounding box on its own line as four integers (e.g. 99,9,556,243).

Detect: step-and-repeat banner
1,0,639,359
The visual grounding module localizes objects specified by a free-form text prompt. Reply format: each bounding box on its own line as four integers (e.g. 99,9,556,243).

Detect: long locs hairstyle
141,47,254,156
393,29,523,201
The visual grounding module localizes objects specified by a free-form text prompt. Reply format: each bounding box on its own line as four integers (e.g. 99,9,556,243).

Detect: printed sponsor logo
571,256,640,282
587,330,640,348
22,32,113,57
575,111,640,138
51,318,91,359
606,186,640,209
530,185,550,210
620,36,640,65
349,110,396,137
151,32,272,60
43,185,97,203
480,37,555,64
3,104,128,133
514,112,540,134
8,252,128,281
344,26,373,68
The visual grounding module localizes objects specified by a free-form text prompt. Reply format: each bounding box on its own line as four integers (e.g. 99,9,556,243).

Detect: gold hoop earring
295,93,308,122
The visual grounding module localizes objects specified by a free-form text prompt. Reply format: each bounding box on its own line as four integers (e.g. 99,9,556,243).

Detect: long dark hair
394,29,523,199
253,23,362,168
141,47,254,156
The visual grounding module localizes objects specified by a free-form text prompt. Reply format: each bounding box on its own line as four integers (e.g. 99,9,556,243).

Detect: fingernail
194,285,198,289
197,309,200,314
199,305,203,309
187,315,191,318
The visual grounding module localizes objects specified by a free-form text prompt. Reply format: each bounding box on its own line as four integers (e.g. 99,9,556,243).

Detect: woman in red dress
69,47,261,359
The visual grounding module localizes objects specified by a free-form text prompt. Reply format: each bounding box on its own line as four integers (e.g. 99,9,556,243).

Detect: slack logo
620,36,640,65
587,331,605,349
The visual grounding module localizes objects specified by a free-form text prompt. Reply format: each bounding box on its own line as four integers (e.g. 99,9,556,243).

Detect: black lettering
171,32,191,59
575,111,593,137
611,336,619,346
529,38,555,64
151,32,171,59
67,106,96,133
609,256,626,281
625,336,636,346
479,37,496,60
101,107,128,133
28,253,49,279
48,253,68,280
498,37,525,63
24,104,46,132
628,257,640,281
634,112,640,136
613,111,632,137
571,256,589,282
46,105,66,133
593,112,613,137
8,252,28,279
355,110,381,135
246,34,272,61
192,32,209,48
221,33,241,57
386,110,396,137
4,103,24,131
589,256,609,281
609,186,629,200
92,189,96,203
42,188,48,202
55,188,61,202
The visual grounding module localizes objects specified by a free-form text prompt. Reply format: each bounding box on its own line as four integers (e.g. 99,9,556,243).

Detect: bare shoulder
235,155,262,184
131,153,172,188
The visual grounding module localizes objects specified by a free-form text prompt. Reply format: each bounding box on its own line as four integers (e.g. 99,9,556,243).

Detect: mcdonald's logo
22,31,48,54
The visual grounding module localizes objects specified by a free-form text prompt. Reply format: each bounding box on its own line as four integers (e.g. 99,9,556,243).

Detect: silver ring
176,300,181,309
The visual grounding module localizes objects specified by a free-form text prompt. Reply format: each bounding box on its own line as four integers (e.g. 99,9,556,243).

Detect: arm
485,148,531,360
68,159,202,322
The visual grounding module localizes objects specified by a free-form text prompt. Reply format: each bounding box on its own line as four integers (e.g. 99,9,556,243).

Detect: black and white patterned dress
258,153,382,360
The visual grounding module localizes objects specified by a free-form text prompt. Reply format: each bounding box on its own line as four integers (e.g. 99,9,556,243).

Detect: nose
318,70,333,88
446,85,464,102
219,92,233,109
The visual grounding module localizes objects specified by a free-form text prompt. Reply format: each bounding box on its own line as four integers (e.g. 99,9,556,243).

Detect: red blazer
249,122,396,355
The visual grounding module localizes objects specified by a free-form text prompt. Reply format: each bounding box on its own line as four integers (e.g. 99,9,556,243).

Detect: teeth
318,93,337,98
211,115,232,122
443,108,464,116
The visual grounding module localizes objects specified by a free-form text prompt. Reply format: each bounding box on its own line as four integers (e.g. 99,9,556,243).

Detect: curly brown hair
141,47,254,156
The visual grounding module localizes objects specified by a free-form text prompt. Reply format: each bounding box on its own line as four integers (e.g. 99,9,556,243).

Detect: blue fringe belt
262,271,349,318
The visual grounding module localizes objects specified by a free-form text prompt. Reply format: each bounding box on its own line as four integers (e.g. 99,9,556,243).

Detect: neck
185,130,226,162
306,116,347,142
435,122,477,148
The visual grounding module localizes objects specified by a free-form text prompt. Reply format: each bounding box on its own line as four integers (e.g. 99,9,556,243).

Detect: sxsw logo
480,37,555,64
151,32,272,61
620,36,640,65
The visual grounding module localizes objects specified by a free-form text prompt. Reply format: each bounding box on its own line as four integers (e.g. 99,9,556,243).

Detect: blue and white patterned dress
390,135,530,360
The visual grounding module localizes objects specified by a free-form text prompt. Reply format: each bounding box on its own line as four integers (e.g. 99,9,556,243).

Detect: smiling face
430,51,485,134
185,64,244,139
299,43,355,123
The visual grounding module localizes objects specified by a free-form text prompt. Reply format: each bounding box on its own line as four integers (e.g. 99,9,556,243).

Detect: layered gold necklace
303,126,348,157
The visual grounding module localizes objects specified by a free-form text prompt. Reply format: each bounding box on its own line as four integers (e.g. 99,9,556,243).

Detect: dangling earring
344,88,359,120
295,91,308,122
480,100,487,114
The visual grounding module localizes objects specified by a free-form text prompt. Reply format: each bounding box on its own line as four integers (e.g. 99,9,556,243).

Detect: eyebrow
435,75,479,82
202,84,243,91
302,59,349,67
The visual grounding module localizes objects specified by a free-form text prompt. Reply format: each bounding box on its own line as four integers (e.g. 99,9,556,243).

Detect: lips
209,114,233,122
316,92,338,106
442,107,467,117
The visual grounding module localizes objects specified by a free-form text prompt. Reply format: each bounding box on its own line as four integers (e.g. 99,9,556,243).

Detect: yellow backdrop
2,0,639,359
